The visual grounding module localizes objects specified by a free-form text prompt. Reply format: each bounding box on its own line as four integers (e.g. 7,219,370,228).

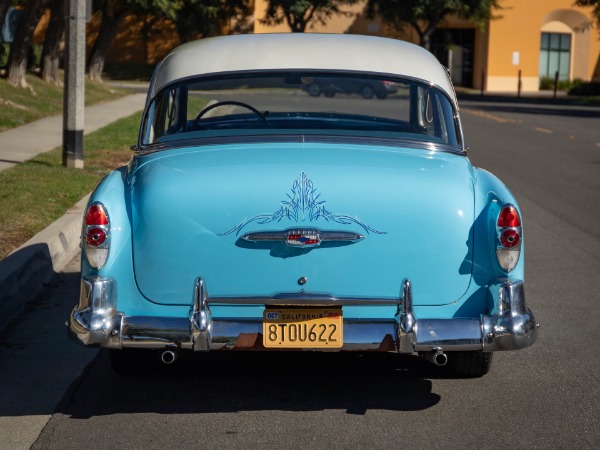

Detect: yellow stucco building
48,0,598,92
254,0,600,93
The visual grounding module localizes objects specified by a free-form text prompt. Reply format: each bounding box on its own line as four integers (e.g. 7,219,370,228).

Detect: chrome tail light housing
83,202,110,269
496,204,522,272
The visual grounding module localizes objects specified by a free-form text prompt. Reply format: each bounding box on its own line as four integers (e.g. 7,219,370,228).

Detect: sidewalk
0,93,147,171
0,93,147,330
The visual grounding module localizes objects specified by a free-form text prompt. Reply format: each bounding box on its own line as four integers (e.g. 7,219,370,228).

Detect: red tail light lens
497,205,521,227
83,202,110,269
86,227,107,246
500,229,520,248
86,204,109,225
496,204,522,272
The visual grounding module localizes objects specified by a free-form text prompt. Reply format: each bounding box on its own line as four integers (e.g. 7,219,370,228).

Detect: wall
485,0,600,92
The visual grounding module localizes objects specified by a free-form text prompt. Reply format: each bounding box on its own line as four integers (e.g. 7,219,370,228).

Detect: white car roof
149,33,456,103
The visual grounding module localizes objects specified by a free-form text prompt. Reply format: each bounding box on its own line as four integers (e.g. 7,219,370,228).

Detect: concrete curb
0,92,146,330
0,195,89,331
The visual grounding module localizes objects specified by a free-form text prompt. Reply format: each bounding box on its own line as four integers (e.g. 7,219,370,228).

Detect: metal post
480,68,485,96
553,70,559,99
62,0,86,169
517,69,522,98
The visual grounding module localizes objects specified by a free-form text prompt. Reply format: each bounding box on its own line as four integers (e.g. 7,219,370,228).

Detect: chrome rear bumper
68,277,538,353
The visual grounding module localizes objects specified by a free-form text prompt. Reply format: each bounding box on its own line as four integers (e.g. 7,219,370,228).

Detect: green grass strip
0,74,128,131
0,112,141,259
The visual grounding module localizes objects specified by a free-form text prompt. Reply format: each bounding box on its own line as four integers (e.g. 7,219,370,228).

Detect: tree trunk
0,3,10,35
86,3,125,82
7,0,50,88
286,16,307,32
412,21,437,51
41,0,64,85
0,3,9,71
175,6,194,45
420,33,431,51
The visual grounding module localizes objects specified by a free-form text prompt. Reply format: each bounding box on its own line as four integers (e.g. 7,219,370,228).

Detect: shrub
539,76,583,91
103,62,155,81
0,43,9,68
568,81,600,96
27,44,43,70
0,44,43,70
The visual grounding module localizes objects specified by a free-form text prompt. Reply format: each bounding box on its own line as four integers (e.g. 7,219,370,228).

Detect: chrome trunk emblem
287,230,320,247
241,229,364,247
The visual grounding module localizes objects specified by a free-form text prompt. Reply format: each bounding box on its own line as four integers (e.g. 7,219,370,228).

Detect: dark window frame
539,32,571,81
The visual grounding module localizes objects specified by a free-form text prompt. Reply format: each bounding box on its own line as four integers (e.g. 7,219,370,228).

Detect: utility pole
62,0,86,168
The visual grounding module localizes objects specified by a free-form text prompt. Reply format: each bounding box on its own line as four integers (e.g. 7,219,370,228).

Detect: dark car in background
306,77,398,99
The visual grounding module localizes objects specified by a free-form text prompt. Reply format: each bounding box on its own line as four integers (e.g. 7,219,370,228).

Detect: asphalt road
1,97,600,449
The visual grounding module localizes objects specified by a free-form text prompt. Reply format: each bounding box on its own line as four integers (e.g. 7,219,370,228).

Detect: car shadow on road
58,350,449,418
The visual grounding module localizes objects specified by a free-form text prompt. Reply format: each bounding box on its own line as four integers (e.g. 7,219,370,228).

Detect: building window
539,32,571,80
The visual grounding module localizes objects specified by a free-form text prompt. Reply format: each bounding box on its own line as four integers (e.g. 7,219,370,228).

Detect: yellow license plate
263,308,343,348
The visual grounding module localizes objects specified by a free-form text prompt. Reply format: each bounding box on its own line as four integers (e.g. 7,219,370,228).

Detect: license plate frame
263,308,343,348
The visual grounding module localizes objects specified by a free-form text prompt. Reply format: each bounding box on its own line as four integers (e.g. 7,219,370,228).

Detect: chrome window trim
133,134,466,158
136,69,465,154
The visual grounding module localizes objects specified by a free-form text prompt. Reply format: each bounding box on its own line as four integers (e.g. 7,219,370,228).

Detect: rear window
141,71,461,149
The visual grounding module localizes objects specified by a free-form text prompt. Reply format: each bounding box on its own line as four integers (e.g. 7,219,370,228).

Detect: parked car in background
305,77,398,98
69,33,538,377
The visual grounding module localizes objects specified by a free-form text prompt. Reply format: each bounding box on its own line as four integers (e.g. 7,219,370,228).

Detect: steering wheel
194,100,270,129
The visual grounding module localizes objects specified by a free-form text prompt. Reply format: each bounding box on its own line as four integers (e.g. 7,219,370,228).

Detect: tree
41,0,64,85
366,0,501,50
574,0,600,28
260,0,360,33
7,0,51,88
86,0,252,81
87,0,176,81
87,0,128,82
0,3,10,68
0,2,11,34
172,0,252,44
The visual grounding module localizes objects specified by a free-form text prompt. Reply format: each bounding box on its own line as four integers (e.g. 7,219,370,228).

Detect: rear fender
81,167,168,317
472,168,524,282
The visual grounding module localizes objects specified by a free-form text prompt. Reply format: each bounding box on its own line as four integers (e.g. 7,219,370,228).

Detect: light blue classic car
69,33,538,377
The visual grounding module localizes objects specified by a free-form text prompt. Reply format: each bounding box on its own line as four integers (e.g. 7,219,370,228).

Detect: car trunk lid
129,142,474,306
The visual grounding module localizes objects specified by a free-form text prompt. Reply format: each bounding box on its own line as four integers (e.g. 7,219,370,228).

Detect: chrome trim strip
207,294,402,306
241,229,364,247
136,135,466,157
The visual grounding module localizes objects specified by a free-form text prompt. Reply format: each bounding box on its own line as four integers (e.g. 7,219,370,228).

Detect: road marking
534,127,553,134
461,108,521,124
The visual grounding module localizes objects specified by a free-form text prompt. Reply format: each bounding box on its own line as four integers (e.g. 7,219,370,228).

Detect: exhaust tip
161,350,176,364
421,348,448,367
433,352,448,366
